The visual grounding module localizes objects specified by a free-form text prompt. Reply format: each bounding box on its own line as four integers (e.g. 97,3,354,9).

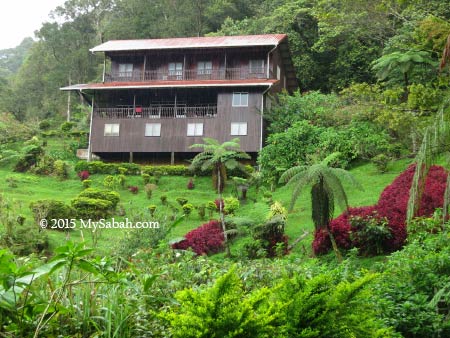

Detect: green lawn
0,158,412,256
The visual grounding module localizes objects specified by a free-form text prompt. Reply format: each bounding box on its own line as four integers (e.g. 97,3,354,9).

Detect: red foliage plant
128,186,139,194
214,198,224,210
77,170,90,181
187,178,195,190
172,220,224,255
313,164,448,255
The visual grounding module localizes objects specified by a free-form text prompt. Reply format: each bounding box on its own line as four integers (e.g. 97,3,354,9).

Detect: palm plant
279,153,362,261
190,137,251,193
190,137,250,257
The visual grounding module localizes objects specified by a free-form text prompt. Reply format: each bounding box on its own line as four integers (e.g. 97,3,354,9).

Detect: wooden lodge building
61,34,298,163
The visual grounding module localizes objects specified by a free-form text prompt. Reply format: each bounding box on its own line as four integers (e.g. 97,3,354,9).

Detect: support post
129,152,133,163
87,94,95,162
171,152,175,165
102,55,106,83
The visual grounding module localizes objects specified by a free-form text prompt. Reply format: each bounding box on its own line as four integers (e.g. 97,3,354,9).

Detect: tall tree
280,153,362,261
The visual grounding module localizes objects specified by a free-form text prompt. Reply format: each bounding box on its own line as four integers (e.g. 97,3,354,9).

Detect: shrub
53,160,69,180
71,197,113,220
372,154,389,173
128,186,139,194
163,268,284,338
172,220,224,255
313,164,448,255
182,203,194,217
78,188,120,209
74,161,140,175
77,170,90,181
160,195,168,205
176,197,188,206
142,173,150,184
117,174,126,188
268,201,288,220
82,179,92,189
142,165,189,176
252,215,288,257
187,178,195,190
144,183,157,199
118,167,127,175
30,200,76,228
38,120,51,130
349,212,392,256
60,121,75,133
196,204,206,220
206,201,217,218
6,177,18,188
148,205,157,217
223,197,240,215
103,175,115,189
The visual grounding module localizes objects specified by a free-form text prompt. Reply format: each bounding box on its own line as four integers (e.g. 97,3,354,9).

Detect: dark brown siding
91,90,263,153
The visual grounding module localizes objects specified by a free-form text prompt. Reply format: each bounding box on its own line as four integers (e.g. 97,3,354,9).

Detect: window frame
145,123,161,137
249,59,264,74
104,123,120,137
232,92,249,107
168,62,183,79
187,123,204,136
197,61,213,75
230,122,248,136
118,63,133,77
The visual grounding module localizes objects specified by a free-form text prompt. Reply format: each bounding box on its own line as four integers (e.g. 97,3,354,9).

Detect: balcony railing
94,105,217,119
104,67,270,82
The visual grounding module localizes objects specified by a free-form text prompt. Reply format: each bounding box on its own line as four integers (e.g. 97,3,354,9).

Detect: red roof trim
60,79,277,91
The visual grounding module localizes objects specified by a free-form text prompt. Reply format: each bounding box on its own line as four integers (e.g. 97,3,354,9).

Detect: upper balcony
104,67,271,83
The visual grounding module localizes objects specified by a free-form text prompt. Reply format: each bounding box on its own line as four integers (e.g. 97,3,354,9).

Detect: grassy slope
0,158,412,256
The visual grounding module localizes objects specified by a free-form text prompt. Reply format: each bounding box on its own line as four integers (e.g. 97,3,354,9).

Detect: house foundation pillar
129,152,133,163
171,152,175,165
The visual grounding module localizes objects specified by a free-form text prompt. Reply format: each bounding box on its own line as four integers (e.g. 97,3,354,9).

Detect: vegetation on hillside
0,0,450,336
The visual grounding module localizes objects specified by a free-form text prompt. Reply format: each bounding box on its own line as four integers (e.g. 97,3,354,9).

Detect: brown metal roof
90,34,287,53
60,79,278,91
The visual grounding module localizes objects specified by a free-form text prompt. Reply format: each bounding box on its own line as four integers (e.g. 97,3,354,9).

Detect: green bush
182,203,194,217
223,197,240,215
372,154,389,173
38,120,51,130
148,205,157,217
176,197,188,206
78,188,120,209
162,268,285,338
142,165,190,176
82,179,92,189
71,197,113,220
74,161,140,175
30,200,76,226
60,121,75,132
53,160,69,180
142,173,150,184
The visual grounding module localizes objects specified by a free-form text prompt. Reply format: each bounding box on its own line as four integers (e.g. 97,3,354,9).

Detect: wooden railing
94,105,217,119
104,67,270,82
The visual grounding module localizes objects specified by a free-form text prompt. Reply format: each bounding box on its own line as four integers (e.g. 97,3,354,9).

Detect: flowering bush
172,220,224,255
313,165,448,255
77,170,90,181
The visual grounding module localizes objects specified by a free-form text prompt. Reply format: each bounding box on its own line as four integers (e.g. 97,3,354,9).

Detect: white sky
0,0,66,50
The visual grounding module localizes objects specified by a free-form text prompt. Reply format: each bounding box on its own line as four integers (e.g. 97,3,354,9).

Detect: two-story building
61,34,298,163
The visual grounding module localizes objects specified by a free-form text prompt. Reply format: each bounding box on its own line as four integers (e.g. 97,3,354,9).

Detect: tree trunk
218,166,231,257
326,226,342,262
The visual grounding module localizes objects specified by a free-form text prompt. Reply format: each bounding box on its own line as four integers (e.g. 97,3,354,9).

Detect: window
145,123,161,137
232,92,249,107
187,123,203,136
197,61,213,75
118,63,133,77
249,59,264,74
168,62,183,79
231,122,247,136
104,123,120,136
